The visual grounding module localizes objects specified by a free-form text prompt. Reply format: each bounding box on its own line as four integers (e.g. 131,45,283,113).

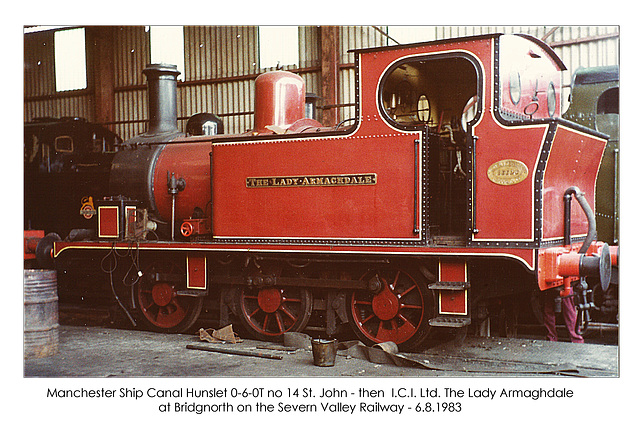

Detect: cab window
598,87,619,114
54,135,73,153
380,55,480,133
595,87,619,139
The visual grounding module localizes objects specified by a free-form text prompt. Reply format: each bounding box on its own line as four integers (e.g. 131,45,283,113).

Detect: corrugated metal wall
337,26,388,123
113,27,149,139
24,30,92,121
180,26,257,135
24,26,619,141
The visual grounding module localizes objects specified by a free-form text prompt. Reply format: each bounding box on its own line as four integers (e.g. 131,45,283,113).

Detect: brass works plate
246,173,377,188
487,159,529,185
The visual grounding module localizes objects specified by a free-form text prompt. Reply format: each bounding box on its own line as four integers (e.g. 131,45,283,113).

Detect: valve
167,171,186,195
179,218,208,238
180,221,194,237
167,172,186,241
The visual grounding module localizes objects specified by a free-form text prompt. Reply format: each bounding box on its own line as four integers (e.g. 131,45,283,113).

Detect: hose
563,186,596,254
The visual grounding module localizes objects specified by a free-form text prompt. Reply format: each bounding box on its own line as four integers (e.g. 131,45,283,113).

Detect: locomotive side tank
53,34,612,350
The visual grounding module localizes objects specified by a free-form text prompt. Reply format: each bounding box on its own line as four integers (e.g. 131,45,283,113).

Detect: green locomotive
564,65,619,323
564,65,619,246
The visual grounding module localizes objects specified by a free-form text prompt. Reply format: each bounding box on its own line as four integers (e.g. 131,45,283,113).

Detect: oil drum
24,269,59,359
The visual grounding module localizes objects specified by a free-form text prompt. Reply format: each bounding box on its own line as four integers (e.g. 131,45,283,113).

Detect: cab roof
351,33,566,71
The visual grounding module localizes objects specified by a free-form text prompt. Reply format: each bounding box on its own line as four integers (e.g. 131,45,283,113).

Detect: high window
149,26,185,81
54,28,87,92
259,26,299,69
386,26,436,44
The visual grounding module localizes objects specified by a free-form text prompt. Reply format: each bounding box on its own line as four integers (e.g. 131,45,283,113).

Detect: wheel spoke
169,298,185,313
155,305,186,327
400,303,422,310
361,313,375,324
146,303,159,320
248,307,261,318
355,299,372,306
398,284,417,298
398,313,418,328
282,296,302,303
274,311,285,333
392,270,401,288
279,304,297,321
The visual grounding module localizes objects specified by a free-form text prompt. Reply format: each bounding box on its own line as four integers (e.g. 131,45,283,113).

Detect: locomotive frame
50,33,612,351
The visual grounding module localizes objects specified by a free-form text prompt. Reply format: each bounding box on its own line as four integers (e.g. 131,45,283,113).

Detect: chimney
142,63,180,137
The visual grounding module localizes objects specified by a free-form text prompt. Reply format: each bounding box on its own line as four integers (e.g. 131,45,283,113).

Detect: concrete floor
24,323,619,378
18,322,624,432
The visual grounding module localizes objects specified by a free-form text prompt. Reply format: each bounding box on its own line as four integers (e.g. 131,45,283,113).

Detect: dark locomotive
49,34,614,351
24,117,121,266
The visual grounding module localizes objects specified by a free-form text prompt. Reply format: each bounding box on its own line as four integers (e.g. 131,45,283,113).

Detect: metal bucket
24,269,59,359
311,339,337,367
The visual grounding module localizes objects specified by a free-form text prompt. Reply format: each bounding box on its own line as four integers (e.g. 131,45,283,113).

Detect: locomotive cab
379,54,480,239
371,34,566,243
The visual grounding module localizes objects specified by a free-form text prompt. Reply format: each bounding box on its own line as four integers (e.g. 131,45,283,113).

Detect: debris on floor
197,325,242,344
186,343,283,360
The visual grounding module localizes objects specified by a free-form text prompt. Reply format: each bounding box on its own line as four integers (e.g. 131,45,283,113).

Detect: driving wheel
237,285,313,341
348,267,435,352
136,259,203,333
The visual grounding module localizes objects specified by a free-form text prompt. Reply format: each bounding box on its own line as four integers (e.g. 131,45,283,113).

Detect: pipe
563,186,596,254
209,151,214,236
167,172,185,240
613,148,619,243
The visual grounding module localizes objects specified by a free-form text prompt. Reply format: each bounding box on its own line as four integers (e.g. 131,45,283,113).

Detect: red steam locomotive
51,33,613,351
